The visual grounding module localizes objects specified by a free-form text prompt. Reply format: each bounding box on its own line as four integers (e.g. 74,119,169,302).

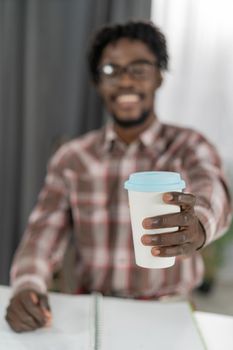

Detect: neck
113,112,156,144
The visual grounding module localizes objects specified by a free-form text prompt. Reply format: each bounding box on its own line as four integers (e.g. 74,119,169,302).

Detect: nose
117,71,135,88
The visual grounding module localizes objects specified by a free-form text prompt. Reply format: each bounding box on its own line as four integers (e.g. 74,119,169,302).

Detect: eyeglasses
97,60,158,84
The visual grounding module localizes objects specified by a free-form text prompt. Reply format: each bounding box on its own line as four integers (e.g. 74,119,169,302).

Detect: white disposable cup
124,172,185,269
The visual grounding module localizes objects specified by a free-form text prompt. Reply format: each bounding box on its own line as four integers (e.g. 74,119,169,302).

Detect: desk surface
195,311,233,349
1,285,233,349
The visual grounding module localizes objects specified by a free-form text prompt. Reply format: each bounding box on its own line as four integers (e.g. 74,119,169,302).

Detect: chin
112,110,151,128
113,110,143,121
117,115,139,121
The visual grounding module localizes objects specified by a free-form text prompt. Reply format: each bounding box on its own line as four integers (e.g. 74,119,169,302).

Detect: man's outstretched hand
5,289,52,333
141,192,206,257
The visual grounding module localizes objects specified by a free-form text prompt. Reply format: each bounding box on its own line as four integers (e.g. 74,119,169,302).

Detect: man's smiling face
97,38,162,128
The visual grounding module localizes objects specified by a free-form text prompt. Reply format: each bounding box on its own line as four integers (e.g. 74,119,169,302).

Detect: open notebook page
100,297,206,350
0,291,92,350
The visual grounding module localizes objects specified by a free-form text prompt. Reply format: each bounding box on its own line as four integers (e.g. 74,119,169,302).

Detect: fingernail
141,236,151,244
142,219,151,228
163,193,173,201
152,247,160,256
30,292,38,304
143,219,158,228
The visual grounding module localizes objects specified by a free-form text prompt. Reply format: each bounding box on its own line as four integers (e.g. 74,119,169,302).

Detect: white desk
1,285,233,349
195,311,233,350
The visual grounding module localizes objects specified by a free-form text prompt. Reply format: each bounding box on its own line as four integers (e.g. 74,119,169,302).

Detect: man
6,21,232,332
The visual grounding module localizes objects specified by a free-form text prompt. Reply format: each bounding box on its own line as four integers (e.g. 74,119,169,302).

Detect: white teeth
116,94,140,103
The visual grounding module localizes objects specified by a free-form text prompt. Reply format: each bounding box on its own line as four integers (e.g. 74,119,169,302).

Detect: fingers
151,243,194,257
6,297,42,332
141,229,189,247
6,312,35,333
6,305,41,332
39,294,51,312
21,292,48,327
141,192,198,258
142,192,196,229
5,290,51,333
39,295,52,326
142,211,193,229
163,192,196,210
141,229,195,257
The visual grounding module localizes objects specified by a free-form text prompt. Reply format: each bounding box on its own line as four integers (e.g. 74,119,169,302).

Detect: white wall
151,0,233,283
151,0,233,186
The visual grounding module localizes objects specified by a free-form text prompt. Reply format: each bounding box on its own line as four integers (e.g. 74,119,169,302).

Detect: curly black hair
87,20,169,84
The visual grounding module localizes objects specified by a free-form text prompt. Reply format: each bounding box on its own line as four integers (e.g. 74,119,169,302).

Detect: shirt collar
101,121,118,154
101,118,162,154
139,118,162,148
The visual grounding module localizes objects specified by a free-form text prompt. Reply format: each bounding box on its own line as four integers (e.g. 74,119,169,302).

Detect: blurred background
0,0,232,314
151,0,233,314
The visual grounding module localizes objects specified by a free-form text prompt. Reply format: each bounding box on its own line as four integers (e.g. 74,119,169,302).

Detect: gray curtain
0,0,152,284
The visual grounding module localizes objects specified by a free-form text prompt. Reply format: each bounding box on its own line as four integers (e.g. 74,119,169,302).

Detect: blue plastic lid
124,171,185,192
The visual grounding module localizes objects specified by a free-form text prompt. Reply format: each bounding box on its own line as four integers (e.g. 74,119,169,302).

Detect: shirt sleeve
10,146,72,295
182,131,232,248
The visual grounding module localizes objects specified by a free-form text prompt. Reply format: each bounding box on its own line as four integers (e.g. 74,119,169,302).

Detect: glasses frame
97,59,159,84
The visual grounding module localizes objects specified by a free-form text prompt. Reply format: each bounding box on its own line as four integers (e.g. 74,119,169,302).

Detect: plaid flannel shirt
11,119,232,298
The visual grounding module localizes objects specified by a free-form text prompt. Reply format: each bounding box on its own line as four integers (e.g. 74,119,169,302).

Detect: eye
130,64,149,77
130,62,154,78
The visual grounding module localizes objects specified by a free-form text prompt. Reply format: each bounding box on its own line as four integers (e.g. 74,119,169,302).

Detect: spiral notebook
0,290,206,350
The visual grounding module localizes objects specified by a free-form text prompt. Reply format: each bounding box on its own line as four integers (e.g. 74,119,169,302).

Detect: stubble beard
111,109,151,128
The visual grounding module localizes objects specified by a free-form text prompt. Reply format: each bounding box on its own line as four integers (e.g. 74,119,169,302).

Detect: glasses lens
100,64,119,78
129,62,154,79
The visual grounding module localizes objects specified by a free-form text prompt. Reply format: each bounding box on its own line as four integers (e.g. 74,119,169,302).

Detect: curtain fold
0,0,151,284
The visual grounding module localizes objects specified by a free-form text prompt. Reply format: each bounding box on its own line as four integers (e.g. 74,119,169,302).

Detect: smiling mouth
115,94,141,106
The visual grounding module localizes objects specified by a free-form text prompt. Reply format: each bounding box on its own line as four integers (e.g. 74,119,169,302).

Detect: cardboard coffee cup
124,171,186,268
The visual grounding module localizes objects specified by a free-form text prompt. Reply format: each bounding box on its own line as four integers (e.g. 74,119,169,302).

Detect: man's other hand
5,289,52,333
